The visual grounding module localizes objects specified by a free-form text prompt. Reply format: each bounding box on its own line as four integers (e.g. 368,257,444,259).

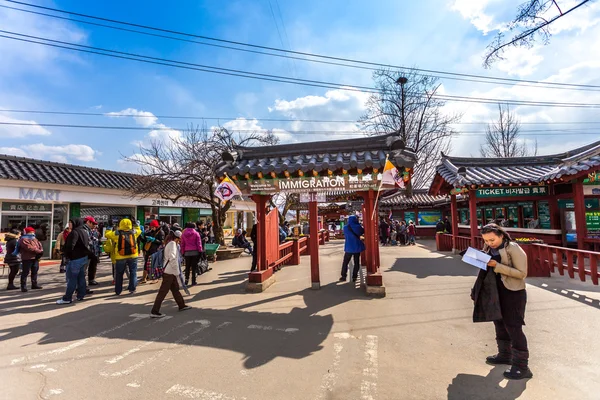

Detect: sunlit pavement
1,240,598,399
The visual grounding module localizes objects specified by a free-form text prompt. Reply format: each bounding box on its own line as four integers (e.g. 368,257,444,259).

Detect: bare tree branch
360,68,461,189
479,104,538,158
123,123,279,244
484,0,591,67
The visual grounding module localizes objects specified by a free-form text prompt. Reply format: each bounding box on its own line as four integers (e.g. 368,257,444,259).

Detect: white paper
462,247,491,271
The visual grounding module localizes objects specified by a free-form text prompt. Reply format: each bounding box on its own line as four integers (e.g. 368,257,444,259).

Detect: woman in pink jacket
180,222,203,286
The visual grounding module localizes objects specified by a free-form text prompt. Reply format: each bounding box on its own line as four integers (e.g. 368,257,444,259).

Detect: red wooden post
468,190,479,248
291,239,300,265
548,186,560,229
573,179,588,250
451,194,459,253
309,198,320,289
590,254,598,285
250,195,269,272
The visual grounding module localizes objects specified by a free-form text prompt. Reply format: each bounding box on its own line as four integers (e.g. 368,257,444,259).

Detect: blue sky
1,0,599,171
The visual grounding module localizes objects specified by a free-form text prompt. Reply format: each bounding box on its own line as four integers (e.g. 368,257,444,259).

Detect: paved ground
1,240,599,400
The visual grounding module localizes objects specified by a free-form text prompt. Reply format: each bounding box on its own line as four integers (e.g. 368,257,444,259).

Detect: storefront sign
2,202,52,212
476,186,548,198
587,211,600,233
558,198,600,210
300,192,326,203
237,175,382,194
19,188,61,201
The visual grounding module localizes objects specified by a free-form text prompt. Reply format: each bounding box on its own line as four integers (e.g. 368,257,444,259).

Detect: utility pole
396,76,408,138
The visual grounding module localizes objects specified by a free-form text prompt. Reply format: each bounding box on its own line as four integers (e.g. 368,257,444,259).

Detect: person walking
56,218,96,304
106,218,142,295
150,230,191,318
180,222,203,286
339,215,365,282
141,220,165,284
4,230,21,290
14,226,44,292
55,221,72,273
474,223,532,380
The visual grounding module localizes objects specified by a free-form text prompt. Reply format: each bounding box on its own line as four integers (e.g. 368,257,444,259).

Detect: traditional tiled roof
0,154,208,197
432,140,600,191
380,189,451,208
0,154,137,189
217,134,417,177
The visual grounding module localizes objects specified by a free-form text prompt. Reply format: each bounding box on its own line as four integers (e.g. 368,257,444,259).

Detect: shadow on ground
447,366,528,400
388,256,479,279
0,265,373,369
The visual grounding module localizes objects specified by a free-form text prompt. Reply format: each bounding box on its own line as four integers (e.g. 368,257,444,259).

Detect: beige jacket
485,242,527,291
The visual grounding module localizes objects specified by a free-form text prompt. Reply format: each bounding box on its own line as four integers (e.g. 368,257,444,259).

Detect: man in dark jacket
141,219,165,283
4,230,21,290
250,223,257,272
444,217,452,234
57,218,95,304
340,215,365,282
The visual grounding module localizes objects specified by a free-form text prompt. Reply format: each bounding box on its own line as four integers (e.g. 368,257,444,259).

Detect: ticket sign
587,211,600,233
476,186,548,198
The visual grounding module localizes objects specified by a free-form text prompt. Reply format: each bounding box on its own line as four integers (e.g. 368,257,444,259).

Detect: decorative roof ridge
381,188,429,200
235,133,402,159
560,140,600,163
0,153,138,178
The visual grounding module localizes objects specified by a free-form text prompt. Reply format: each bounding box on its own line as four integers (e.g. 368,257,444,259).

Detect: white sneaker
150,313,165,318
56,299,72,305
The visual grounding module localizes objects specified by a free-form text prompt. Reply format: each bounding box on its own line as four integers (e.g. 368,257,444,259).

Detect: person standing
444,217,452,234
106,218,142,295
379,218,389,246
407,221,416,245
339,215,365,282
55,221,73,273
141,220,165,284
15,226,44,292
83,216,100,288
56,218,96,304
250,223,257,272
180,222,203,286
476,223,532,380
150,231,191,318
4,230,21,290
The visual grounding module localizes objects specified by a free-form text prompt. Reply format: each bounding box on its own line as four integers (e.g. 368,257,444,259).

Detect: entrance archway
217,134,417,296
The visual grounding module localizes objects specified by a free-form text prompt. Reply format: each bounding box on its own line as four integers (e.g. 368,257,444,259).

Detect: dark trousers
151,273,185,314
88,256,98,283
21,259,39,288
251,242,257,271
494,319,528,352
341,252,361,280
7,263,20,287
184,254,200,284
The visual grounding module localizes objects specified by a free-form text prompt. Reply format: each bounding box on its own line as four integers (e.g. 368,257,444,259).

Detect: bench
205,244,220,262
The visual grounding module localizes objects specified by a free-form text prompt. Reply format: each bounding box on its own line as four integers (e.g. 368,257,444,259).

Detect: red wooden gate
265,208,280,268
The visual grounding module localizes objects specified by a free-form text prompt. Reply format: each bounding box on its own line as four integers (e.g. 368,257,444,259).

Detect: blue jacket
344,216,365,254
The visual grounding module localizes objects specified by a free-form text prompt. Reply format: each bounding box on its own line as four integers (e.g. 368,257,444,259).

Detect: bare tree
484,0,591,67
480,104,538,158
360,68,461,189
270,193,300,225
124,124,278,245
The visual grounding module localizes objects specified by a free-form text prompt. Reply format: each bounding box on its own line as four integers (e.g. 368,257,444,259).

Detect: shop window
53,205,68,240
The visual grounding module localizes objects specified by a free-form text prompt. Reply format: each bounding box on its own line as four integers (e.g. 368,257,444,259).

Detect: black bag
196,253,211,275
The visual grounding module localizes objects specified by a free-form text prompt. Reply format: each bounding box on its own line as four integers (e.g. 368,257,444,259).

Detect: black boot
6,283,18,290
504,349,533,380
21,285,28,292
31,283,43,290
486,339,512,365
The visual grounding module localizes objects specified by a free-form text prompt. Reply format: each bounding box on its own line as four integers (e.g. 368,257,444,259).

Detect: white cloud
0,114,52,138
218,118,294,143
106,108,158,128
450,0,505,34
494,47,544,77
0,143,98,162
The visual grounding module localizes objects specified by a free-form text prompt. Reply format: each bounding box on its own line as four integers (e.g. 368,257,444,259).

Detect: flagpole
371,154,389,221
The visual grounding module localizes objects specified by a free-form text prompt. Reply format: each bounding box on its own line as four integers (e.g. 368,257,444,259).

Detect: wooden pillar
573,179,588,250
296,209,300,225
362,190,383,295
548,185,560,229
253,195,269,271
469,190,479,248
450,194,459,252
309,197,320,289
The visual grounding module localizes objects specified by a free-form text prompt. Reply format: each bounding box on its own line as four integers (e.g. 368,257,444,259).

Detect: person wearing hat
14,226,44,292
141,219,165,284
150,230,191,318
